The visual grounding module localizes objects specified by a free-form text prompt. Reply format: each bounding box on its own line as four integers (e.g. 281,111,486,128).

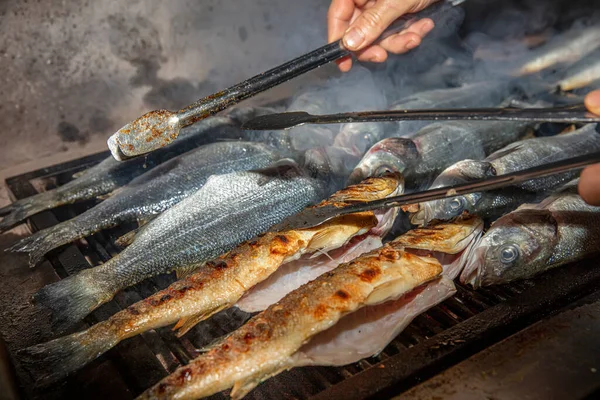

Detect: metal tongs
273,151,600,231
241,104,600,130
107,0,466,160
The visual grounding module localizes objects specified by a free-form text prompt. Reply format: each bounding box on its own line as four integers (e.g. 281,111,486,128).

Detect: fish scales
139,245,442,400
18,175,402,383
9,141,281,265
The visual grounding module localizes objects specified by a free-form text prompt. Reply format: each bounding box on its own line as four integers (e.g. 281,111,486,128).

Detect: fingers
328,0,356,42
378,18,435,54
584,90,600,115
578,164,600,206
342,0,432,51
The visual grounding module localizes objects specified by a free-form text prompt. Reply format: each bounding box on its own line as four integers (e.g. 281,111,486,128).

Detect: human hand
578,89,600,205
328,0,439,72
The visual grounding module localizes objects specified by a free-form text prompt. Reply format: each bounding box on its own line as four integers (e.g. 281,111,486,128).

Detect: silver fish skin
517,23,600,75
33,160,329,332
387,81,514,139
557,49,600,91
9,141,281,266
348,120,533,188
0,116,248,232
460,180,600,287
414,123,600,225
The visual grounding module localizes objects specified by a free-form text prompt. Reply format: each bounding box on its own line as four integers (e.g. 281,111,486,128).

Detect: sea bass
557,49,600,91
18,175,403,383
139,245,443,399
0,116,246,232
460,180,600,287
33,160,329,332
137,215,485,399
412,123,600,225
9,141,281,266
517,23,600,75
348,120,533,189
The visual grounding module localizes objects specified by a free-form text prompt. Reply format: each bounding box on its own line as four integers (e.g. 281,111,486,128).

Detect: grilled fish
517,23,600,75
0,116,246,233
413,123,600,225
139,245,442,399
461,180,600,287
557,49,600,91
32,160,329,332
137,216,484,399
18,175,403,383
348,120,533,189
9,141,281,266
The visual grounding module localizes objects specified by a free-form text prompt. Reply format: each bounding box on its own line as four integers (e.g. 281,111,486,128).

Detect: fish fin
486,144,522,162
0,191,60,232
254,159,301,186
175,264,202,280
114,230,137,248
198,331,236,353
17,323,118,385
230,366,291,400
71,170,87,179
34,269,111,333
96,188,121,201
173,304,229,337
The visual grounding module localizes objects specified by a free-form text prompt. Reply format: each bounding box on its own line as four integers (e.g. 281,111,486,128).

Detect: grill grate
3,152,600,400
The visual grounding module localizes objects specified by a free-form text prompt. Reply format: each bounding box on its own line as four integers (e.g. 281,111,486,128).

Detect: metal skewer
241,104,600,130
274,150,600,231
107,0,466,161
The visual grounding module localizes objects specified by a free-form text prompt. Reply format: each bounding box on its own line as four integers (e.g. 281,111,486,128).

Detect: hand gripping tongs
273,151,600,231
107,0,467,160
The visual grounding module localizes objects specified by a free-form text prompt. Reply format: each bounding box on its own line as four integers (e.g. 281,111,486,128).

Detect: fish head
348,138,420,185
460,209,558,287
334,123,384,155
304,146,363,188
410,159,494,225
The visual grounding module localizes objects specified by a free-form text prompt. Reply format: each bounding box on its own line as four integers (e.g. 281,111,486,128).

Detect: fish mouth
459,241,487,288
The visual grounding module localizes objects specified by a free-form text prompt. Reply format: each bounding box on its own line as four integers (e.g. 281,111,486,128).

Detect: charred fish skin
33,160,329,333
17,175,403,383
0,116,247,233
348,120,532,188
139,246,442,400
461,181,600,287
8,141,281,266
414,123,600,225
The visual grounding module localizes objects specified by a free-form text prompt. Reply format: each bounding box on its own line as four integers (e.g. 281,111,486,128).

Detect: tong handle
176,0,461,126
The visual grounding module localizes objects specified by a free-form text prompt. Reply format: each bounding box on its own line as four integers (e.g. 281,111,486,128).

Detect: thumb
585,90,600,115
342,0,411,51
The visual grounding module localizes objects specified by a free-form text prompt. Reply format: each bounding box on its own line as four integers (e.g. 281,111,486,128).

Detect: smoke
1,0,599,171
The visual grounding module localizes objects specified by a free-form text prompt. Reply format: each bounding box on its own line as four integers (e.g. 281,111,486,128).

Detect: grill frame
3,151,600,400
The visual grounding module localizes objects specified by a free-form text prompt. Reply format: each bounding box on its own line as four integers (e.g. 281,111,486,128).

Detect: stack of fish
2,17,600,400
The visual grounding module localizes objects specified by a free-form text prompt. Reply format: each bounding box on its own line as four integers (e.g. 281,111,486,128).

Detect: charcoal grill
2,152,600,400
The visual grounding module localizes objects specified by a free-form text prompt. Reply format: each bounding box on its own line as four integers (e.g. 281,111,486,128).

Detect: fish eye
499,244,520,264
448,197,465,213
375,165,394,176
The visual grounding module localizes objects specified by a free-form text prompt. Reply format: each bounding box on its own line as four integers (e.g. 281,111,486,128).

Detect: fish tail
17,323,119,384
7,218,92,267
34,266,114,333
0,191,60,232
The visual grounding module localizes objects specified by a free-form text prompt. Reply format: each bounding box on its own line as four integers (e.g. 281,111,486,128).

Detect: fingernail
421,20,435,34
405,39,418,50
343,28,365,50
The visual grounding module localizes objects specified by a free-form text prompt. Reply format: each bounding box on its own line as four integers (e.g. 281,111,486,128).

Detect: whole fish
348,120,533,189
9,141,281,266
412,123,600,225
138,216,486,399
18,175,403,383
0,116,246,233
557,49,600,91
387,81,515,139
460,180,600,287
517,23,600,75
33,159,329,333
238,214,482,313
